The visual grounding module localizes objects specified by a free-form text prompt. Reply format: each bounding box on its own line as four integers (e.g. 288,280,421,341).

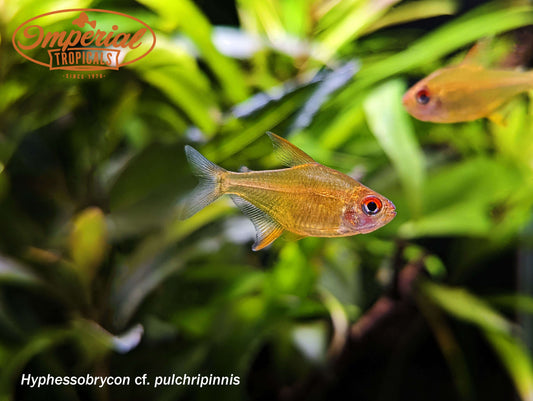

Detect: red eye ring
362,196,382,216
416,89,431,105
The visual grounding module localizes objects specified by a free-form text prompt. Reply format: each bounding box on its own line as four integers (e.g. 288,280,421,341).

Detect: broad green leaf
0,81,27,112
271,242,315,296
422,282,514,334
70,207,108,279
233,295,267,323
488,294,533,315
399,201,492,238
399,157,522,238
280,0,311,37
364,79,425,216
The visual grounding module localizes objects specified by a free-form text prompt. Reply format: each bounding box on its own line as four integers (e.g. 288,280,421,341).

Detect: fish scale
226,166,352,234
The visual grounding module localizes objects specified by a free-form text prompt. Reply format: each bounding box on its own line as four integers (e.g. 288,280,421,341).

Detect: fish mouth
401,91,410,107
387,201,397,219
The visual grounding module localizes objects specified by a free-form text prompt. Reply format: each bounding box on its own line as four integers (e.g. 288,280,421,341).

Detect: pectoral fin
266,132,316,166
230,195,284,251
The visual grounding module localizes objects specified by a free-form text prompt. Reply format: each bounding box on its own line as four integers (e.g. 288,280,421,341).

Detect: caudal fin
179,146,227,219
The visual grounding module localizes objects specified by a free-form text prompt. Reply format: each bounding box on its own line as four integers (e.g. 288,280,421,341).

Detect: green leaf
70,207,108,279
364,79,425,217
138,0,248,103
348,4,533,90
488,294,533,315
280,0,311,37
399,157,522,238
203,88,311,162
314,0,402,62
238,0,285,38
0,255,41,286
361,0,457,35
271,242,315,296
291,61,359,132
132,41,218,134
5,0,92,34
71,319,143,357
316,95,367,150
485,331,533,401
0,81,28,112
422,281,514,334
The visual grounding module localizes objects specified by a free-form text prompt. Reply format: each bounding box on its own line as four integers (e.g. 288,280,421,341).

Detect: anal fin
284,232,307,242
230,195,284,251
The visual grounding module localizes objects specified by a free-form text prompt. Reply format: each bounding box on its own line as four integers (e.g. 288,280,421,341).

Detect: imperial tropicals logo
12,9,156,72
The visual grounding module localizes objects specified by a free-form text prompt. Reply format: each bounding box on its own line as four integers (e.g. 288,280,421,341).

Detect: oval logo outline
12,8,156,71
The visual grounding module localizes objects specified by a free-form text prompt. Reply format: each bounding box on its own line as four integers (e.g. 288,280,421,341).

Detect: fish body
403,60,533,123
180,133,396,251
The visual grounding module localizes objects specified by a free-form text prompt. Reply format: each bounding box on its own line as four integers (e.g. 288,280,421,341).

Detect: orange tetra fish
180,132,396,251
402,43,533,123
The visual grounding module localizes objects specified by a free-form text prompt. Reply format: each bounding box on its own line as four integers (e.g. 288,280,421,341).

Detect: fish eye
416,89,431,105
362,196,382,216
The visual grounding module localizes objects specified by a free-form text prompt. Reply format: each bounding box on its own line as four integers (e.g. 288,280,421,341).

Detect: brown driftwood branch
279,246,429,401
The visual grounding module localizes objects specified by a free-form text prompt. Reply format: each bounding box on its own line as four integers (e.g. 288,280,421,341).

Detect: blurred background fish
402,41,533,123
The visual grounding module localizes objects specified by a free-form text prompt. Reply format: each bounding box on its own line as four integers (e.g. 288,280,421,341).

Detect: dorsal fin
266,132,316,167
460,38,492,68
230,195,284,251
